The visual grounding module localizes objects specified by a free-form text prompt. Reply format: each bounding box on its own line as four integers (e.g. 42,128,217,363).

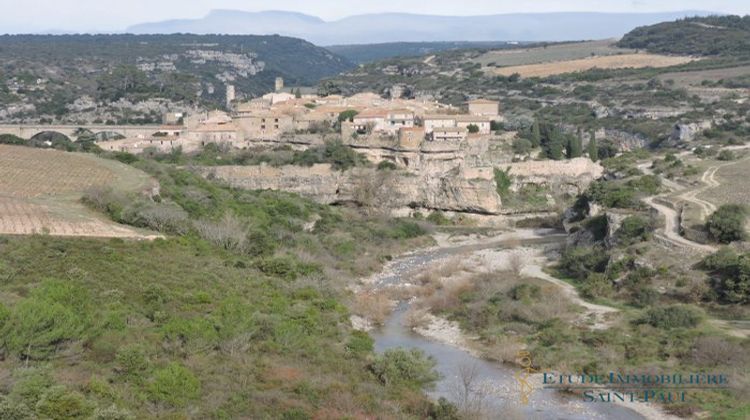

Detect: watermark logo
514,350,537,405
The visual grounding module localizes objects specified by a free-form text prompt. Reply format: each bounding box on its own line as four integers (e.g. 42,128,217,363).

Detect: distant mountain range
127,10,717,45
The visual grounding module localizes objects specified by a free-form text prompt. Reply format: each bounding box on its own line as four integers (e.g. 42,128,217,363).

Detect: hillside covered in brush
0,34,353,122
618,15,750,57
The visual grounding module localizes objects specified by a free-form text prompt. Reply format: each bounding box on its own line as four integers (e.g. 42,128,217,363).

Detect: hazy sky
0,0,748,33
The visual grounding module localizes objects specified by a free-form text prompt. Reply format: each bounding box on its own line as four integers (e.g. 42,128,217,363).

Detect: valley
0,11,749,420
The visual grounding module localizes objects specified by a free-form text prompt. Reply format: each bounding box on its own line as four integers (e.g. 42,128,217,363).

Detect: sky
0,0,748,33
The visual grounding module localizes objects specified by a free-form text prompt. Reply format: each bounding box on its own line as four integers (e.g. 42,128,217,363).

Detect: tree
466,124,480,134
566,133,583,159
529,120,541,148
588,130,599,161
337,109,359,123
512,138,532,155
294,88,302,99
706,204,747,243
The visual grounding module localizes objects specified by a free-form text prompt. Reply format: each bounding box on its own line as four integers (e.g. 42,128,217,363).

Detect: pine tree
588,130,599,161
294,88,302,99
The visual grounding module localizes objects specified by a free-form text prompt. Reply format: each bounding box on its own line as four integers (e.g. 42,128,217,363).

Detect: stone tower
275,77,284,92
226,84,236,109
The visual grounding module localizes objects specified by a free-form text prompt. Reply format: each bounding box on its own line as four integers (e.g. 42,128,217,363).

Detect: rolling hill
618,15,750,57
127,10,715,45
0,34,353,122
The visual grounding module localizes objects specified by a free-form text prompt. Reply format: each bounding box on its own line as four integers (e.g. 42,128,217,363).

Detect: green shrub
706,204,747,243
580,273,613,299
377,161,398,171
426,211,451,226
346,331,374,356
369,348,440,390
255,255,321,281
0,397,33,420
35,386,93,420
115,345,150,379
616,215,653,245
701,249,750,304
627,175,661,195
717,150,736,161
494,167,512,198
559,246,610,280
637,305,704,329
1,281,92,360
388,220,427,239
147,363,200,407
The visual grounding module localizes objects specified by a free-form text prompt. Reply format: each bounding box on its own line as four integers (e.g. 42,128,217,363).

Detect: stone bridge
0,124,180,140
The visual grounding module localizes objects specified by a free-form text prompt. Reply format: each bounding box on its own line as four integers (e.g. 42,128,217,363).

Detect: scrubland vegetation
0,151,456,418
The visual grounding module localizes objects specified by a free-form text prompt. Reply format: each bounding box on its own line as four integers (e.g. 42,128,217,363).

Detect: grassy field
486,53,696,78
0,145,156,238
474,39,632,67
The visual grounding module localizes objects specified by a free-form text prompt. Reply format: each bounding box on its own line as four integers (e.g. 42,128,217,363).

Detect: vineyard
0,145,157,238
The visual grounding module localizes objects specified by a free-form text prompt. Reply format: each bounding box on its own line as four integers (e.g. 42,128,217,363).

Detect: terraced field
0,145,158,238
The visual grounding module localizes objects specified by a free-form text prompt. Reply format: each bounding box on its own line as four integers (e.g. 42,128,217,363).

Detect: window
261,125,266,130
274,118,279,123
274,125,279,129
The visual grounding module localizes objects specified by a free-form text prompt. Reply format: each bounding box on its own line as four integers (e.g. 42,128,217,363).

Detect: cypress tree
588,130,599,161
567,132,583,159
529,120,541,148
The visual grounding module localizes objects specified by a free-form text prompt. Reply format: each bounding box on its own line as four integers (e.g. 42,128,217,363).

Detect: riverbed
365,229,648,419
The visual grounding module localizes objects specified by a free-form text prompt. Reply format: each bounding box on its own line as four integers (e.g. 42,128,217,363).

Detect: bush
706,204,747,243
0,397,33,420
494,167,512,198
370,348,440,390
559,246,609,280
426,211,451,226
35,386,93,420
377,160,398,171
637,305,703,329
346,331,374,356
512,138,533,155
1,281,91,360
615,215,653,245
147,363,200,407
701,248,750,304
717,150,736,161
388,220,427,239
115,345,149,379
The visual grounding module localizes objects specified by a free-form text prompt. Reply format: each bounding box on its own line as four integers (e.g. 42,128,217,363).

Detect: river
367,229,647,419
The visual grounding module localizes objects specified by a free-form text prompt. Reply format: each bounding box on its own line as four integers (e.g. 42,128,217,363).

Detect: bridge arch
29,131,72,147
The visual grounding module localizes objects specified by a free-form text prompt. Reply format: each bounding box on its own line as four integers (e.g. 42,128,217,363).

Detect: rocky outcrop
670,121,712,142
201,163,503,214
506,158,604,196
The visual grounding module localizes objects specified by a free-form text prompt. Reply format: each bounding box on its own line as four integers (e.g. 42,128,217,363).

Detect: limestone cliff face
506,158,604,196
200,163,504,214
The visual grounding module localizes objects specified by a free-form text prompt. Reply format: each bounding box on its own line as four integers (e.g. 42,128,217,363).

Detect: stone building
468,99,500,117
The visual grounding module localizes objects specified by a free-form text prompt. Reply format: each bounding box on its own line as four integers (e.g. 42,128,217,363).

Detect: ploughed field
0,145,156,238
476,39,696,78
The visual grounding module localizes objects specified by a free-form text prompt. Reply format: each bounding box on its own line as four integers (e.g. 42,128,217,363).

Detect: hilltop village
97,78,501,160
